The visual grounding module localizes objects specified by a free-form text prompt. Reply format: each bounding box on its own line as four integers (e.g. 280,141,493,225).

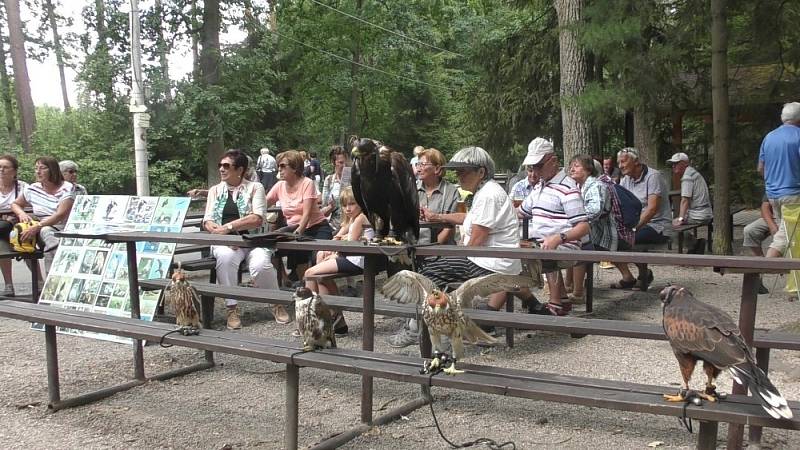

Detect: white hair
260,147,271,156
781,102,800,123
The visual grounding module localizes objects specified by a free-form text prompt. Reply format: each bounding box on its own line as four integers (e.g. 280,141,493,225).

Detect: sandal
568,293,586,305
544,302,570,316
610,278,637,290
271,305,292,324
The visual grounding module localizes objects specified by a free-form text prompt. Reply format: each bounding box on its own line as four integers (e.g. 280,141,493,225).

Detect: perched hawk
294,287,336,351
350,137,419,246
381,270,537,375
163,266,201,331
661,285,792,419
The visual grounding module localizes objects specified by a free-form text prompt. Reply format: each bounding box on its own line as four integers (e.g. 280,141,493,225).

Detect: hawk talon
663,388,690,402
443,359,464,376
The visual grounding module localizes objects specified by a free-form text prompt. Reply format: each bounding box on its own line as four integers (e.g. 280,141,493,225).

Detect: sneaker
226,306,242,330
272,305,291,324
333,312,348,336
2,285,15,297
758,280,769,295
388,327,419,348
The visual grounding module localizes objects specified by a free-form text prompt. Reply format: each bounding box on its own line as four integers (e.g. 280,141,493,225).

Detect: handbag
9,220,39,253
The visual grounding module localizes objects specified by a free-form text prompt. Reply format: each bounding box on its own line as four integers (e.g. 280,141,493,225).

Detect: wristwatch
677,216,685,224
559,232,568,242
226,223,234,232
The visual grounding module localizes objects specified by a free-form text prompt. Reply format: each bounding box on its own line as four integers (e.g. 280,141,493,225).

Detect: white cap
523,138,554,166
666,152,689,164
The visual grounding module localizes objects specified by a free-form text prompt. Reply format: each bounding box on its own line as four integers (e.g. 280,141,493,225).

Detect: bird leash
423,370,516,450
159,326,201,348
676,390,709,433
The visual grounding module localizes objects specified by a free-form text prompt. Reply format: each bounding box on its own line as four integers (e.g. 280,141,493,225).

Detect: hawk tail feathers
461,318,497,345
730,363,793,419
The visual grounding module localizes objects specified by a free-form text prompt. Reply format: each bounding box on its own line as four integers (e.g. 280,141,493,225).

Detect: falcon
163,265,201,332
350,137,419,246
381,270,537,375
660,285,792,419
294,287,336,351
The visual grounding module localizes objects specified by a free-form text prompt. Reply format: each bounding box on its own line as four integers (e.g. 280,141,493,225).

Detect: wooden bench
0,241,43,302
56,231,800,448
673,221,713,254
2,300,799,450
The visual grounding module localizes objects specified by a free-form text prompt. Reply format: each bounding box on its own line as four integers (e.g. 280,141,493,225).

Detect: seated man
611,147,672,290
510,144,541,238
519,138,590,316
667,152,713,253
603,157,621,184
743,194,776,294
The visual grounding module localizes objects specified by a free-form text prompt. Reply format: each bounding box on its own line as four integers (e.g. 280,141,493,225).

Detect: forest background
0,0,798,207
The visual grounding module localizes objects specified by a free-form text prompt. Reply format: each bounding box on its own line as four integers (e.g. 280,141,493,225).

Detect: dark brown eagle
382,270,537,375
350,137,419,245
661,285,792,419
294,287,336,351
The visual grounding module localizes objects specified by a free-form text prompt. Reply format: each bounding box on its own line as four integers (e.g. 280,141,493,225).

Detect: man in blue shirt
759,102,800,257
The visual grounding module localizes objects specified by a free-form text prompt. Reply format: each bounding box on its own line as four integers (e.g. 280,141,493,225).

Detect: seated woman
406,146,521,325
567,155,617,303
11,156,75,275
320,145,349,232
267,150,333,284
203,149,280,330
0,155,29,296
302,187,371,335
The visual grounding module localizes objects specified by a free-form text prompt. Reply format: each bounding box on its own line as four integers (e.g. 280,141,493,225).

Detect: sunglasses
218,162,235,170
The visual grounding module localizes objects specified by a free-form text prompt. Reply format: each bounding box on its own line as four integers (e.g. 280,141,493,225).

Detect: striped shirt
22,181,75,222
520,170,588,244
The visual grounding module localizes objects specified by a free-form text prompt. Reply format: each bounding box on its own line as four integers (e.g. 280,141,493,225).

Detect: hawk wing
381,270,436,305
452,273,539,310
662,286,749,369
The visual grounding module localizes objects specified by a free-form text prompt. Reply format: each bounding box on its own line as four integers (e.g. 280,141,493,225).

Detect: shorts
335,256,362,275
768,195,800,255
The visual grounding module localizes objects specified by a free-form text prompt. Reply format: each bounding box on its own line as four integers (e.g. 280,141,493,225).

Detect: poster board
32,195,190,344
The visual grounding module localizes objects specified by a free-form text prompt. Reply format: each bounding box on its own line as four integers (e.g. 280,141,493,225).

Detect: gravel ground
2,263,800,449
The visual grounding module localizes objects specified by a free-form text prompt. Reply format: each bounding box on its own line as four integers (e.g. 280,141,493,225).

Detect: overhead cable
307,0,463,58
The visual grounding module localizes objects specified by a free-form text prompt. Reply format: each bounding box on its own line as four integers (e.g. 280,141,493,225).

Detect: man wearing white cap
667,152,712,235
519,138,590,316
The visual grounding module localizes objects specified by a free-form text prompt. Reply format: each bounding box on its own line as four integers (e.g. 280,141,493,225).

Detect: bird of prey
382,270,537,375
350,137,419,246
660,285,792,419
294,287,336,351
163,266,201,332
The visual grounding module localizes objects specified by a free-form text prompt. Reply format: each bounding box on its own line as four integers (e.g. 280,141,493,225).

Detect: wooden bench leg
678,232,685,254
505,292,514,349
285,363,299,450
585,262,593,313
45,325,61,406
748,347,771,445
697,420,719,450
727,272,759,450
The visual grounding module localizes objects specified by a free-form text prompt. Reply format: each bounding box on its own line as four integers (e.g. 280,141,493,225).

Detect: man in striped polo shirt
519,138,590,316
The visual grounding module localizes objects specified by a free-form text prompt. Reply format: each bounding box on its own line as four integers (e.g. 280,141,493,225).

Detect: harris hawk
350,137,419,246
660,285,792,419
381,270,537,375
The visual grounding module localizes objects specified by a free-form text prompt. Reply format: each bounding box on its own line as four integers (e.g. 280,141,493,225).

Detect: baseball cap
522,138,554,166
666,152,689,164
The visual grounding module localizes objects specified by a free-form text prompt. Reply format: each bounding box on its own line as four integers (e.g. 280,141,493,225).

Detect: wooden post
726,272,758,449
285,363,299,450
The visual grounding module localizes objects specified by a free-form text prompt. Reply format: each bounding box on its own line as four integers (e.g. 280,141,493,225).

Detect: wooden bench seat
673,221,713,254
173,244,209,256
137,278,800,352
2,300,799,450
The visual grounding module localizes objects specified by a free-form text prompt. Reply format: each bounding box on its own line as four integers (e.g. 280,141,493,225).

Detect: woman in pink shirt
267,150,333,281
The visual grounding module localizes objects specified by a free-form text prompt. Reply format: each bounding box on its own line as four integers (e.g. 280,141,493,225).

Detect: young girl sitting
302,187,373,335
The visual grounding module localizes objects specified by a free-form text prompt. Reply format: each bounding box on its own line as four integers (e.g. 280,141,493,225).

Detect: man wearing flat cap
667,152,712,253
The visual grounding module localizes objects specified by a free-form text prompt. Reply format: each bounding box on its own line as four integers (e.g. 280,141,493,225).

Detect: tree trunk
154,0,173,105
44,0,70,111
266,0,277,31
242,0,262,48
348,0,362,135
92,0,113,107
633,106,658,166
710,0,732,257
4,0,35,152
554,0,592,163
191,0,199,80
0,16,18,146
200,0,223,185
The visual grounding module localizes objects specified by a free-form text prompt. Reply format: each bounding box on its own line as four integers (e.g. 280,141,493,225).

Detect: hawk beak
434,305,441,312
351,147,359,158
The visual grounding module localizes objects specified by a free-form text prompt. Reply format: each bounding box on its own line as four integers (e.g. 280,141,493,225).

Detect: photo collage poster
32,195,190,344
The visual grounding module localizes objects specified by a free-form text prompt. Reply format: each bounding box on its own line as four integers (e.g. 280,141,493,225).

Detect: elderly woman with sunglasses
203,149,280,330
59,160,88,196
267,150,333,285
